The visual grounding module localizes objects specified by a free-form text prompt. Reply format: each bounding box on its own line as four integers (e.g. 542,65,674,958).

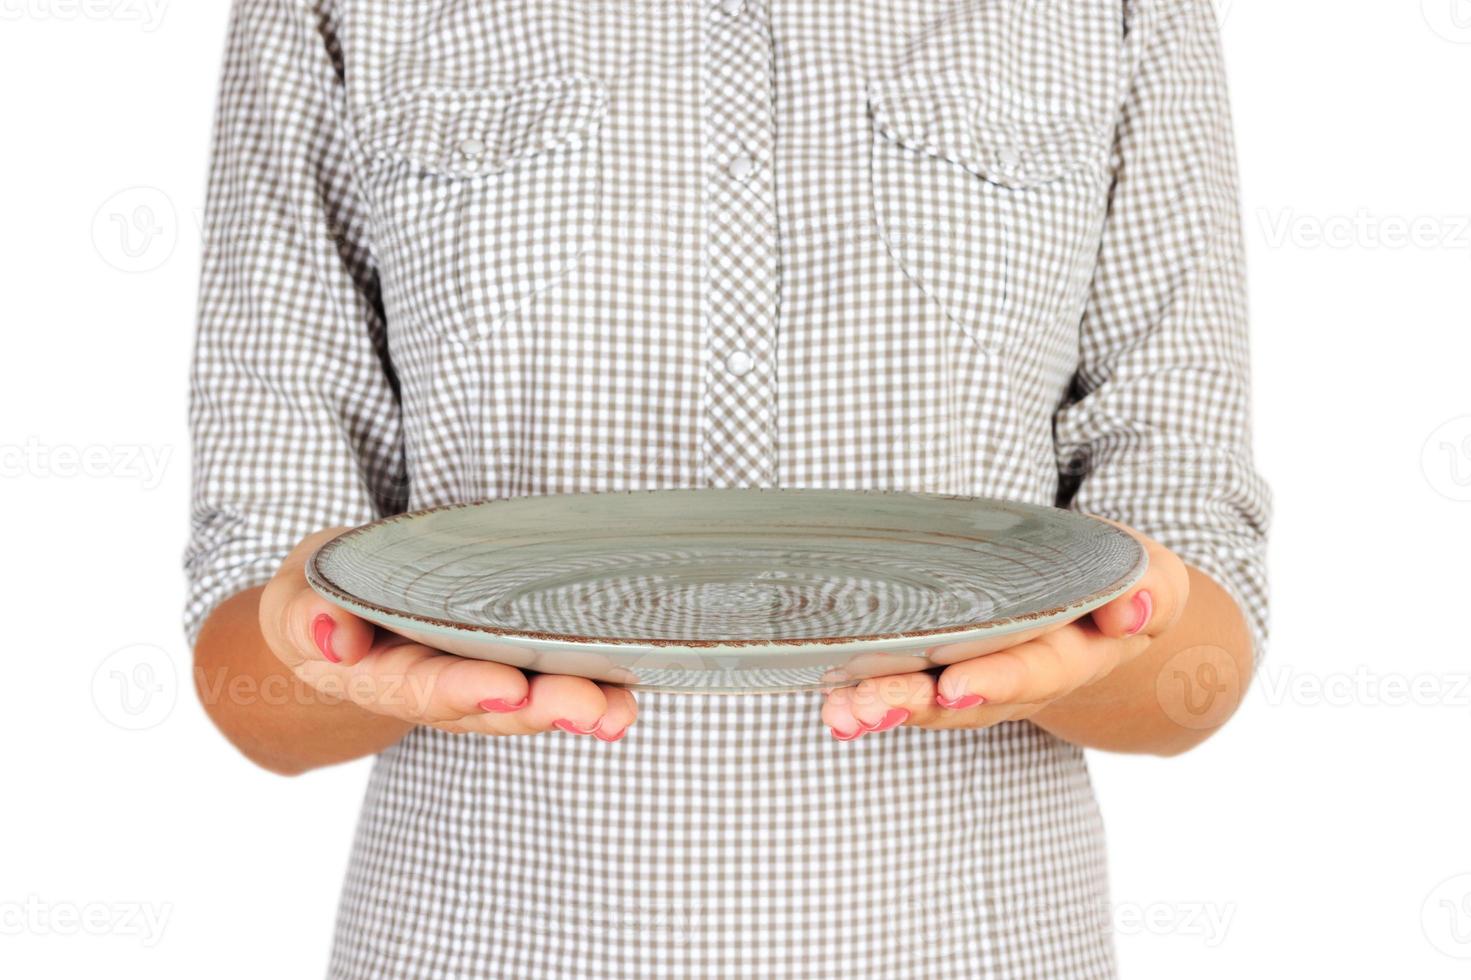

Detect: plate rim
304,488,1149,652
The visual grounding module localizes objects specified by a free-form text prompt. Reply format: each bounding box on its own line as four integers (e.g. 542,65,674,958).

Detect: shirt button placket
698,0,779,489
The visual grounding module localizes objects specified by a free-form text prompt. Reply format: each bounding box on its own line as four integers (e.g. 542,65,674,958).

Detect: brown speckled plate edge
304,488,1148,655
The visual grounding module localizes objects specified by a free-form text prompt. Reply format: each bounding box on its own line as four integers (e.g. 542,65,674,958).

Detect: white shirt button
728,154,757,181
726,349,755,376
996,145,1022,174
458,137,487,158
721,0,744,14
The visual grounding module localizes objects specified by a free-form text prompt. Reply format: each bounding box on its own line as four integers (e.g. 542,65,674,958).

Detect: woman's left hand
821,523,1190,739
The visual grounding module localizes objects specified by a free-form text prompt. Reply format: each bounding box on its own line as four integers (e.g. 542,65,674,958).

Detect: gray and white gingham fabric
186,0,1269,976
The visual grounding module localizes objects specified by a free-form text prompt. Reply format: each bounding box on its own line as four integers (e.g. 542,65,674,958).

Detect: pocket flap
363,75,608,178
869,74,1106,189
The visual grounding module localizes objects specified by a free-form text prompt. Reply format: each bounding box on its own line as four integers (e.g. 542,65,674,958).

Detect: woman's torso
328,1,1125,975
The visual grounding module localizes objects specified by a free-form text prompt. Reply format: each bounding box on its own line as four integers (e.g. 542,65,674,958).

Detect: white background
2,1,1468,976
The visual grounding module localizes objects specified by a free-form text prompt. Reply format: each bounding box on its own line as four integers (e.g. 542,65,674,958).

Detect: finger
291,637,520,726
591,686,638,742
504,673,611,736
315,639,618,737
1089,533,1189,641
285,591,377,668
934,623,1123,709
308,640,455,720
822,673,937,739
261,527,375,668
401,652,533,720
847,673,935,731
820,685,865,741
452,679,636,739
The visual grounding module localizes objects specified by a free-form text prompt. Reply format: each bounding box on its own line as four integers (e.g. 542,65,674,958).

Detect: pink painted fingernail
594,726,627,743
870,708,910,733
1126,590,1154,636
554,719,599,736
311,614,340,664
936,691,985,710
831,726,863,742
479,696,530,713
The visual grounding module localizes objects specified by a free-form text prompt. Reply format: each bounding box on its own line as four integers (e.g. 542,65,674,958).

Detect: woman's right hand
257,528,638,741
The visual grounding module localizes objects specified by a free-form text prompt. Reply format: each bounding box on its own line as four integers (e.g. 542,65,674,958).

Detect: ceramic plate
306,489,1146,693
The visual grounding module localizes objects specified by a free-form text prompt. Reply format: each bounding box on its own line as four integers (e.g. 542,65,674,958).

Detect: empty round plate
306,489,1147,693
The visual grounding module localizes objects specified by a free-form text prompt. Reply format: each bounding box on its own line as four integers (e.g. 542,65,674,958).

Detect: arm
185,0,411,774
188,0,635,775
822,0,1269,755
1030,563,1253,755
194,584,410,776
822,525,1253,757
1040,0,1269,753
196,531,635,776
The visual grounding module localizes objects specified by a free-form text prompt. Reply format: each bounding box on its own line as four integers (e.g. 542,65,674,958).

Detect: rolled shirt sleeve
1054,0,1271,653
184,0,404,645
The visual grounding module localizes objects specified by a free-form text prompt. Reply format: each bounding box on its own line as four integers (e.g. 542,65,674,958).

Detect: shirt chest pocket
360,75,607,347
868,75,1110,354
